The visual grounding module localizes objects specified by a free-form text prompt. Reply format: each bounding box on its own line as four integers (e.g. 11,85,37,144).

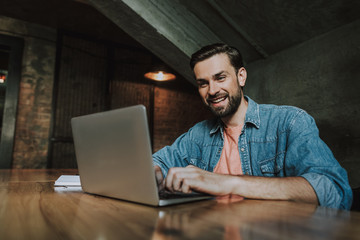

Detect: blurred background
0,0,359,191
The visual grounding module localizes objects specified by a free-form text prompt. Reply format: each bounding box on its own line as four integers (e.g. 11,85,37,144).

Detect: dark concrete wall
246,19,360,188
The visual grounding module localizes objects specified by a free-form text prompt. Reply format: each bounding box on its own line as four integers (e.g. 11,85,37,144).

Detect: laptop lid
71,105,160,206
71,105,212,206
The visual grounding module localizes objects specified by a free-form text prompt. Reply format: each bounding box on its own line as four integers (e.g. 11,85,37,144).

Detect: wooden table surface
0,169,359,240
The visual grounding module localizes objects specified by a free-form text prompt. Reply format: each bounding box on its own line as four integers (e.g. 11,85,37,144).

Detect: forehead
193,53,233,79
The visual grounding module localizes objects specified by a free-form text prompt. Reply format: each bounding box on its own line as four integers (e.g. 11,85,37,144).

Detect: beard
206,86,242,118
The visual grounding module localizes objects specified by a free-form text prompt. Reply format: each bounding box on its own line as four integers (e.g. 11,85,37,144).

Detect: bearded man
152,43,352,210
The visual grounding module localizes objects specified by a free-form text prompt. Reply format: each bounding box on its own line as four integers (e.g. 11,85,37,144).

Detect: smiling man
152,43,352,209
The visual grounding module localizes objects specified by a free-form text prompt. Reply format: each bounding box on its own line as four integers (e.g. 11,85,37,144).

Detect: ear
237,67,247,87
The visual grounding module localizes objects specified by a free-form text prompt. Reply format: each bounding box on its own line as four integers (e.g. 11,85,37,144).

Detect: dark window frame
0,34,24,168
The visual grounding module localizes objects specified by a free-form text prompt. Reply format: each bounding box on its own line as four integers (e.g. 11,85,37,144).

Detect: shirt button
240,148,245,152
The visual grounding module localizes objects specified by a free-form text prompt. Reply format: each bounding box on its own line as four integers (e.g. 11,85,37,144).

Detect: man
153,43,352,209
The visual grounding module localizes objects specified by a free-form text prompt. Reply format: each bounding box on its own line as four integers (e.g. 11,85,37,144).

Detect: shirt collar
244,96,260,129
209,95,260,135
210,118,223,135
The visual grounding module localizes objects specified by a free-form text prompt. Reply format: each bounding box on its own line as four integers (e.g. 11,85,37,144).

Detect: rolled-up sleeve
152,132,191,179
286,111,353,210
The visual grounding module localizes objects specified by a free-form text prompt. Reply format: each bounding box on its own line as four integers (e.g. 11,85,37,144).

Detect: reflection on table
0,169,359,240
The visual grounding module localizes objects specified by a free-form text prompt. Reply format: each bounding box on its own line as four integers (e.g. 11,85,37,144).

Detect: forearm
228,175,318,204
164,166,318,205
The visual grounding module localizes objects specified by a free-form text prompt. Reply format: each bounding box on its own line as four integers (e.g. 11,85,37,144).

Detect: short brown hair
190,43,244,73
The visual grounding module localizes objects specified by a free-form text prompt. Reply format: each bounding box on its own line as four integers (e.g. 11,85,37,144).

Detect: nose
208,81,220,96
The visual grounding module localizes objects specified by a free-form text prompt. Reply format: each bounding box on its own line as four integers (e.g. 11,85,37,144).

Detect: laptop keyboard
159,190,208,200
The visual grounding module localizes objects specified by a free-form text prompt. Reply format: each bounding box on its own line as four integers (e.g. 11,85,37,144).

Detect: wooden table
1,169,359,240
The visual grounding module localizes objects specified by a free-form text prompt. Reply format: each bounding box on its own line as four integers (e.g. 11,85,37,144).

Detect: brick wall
153,86,211,152
0,16,56,168
12,37,56,168
1,16,212,168
110,70,212,153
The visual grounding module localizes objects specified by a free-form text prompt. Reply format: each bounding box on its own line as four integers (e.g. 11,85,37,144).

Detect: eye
216,75,226,81
197,80,208,88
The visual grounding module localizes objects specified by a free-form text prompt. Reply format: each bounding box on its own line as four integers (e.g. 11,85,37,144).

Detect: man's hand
154,165,164,191
165,165,233,195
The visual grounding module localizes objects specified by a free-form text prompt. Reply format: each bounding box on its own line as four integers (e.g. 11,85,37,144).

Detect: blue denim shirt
153,96,353,209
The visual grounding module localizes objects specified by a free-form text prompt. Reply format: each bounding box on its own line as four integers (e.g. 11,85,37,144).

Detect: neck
221,95,248,128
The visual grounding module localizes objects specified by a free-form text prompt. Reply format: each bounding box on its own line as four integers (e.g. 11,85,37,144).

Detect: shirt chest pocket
250,136,287,177
258,152,285,177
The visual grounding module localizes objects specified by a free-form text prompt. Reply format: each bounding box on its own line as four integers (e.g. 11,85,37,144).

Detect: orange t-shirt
213,125,243,175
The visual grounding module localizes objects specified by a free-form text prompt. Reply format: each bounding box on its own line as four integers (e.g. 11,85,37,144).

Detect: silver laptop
71,105,212,206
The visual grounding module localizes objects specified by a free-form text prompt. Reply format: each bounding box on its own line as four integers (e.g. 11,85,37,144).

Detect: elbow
302,173,352,210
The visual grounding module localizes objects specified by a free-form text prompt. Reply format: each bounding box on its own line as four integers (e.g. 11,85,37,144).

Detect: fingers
181,179,192,193
165,167,177,192
171,175,192,193
154,165,164,191
165,166,232,195
165,167,199,193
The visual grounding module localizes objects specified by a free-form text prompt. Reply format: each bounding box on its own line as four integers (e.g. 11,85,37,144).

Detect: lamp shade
144,65,176,81
144,71,176,81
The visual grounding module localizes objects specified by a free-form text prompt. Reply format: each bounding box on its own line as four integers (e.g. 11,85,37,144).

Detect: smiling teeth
212,97,226,103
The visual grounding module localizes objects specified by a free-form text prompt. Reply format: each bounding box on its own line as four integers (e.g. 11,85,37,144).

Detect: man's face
194,53,245,118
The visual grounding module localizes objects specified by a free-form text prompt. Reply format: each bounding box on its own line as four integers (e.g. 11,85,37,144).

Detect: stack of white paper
55,175,81,186
54,175,82,192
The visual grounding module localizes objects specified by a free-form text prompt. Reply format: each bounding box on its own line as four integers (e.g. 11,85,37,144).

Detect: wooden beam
88,0,221,85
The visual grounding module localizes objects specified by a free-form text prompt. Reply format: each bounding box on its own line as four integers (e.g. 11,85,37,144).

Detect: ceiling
0,0,359,84
0,0,143,48
181,0,360,61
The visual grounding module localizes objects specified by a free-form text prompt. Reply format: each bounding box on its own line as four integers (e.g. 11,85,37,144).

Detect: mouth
207,95,227,105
